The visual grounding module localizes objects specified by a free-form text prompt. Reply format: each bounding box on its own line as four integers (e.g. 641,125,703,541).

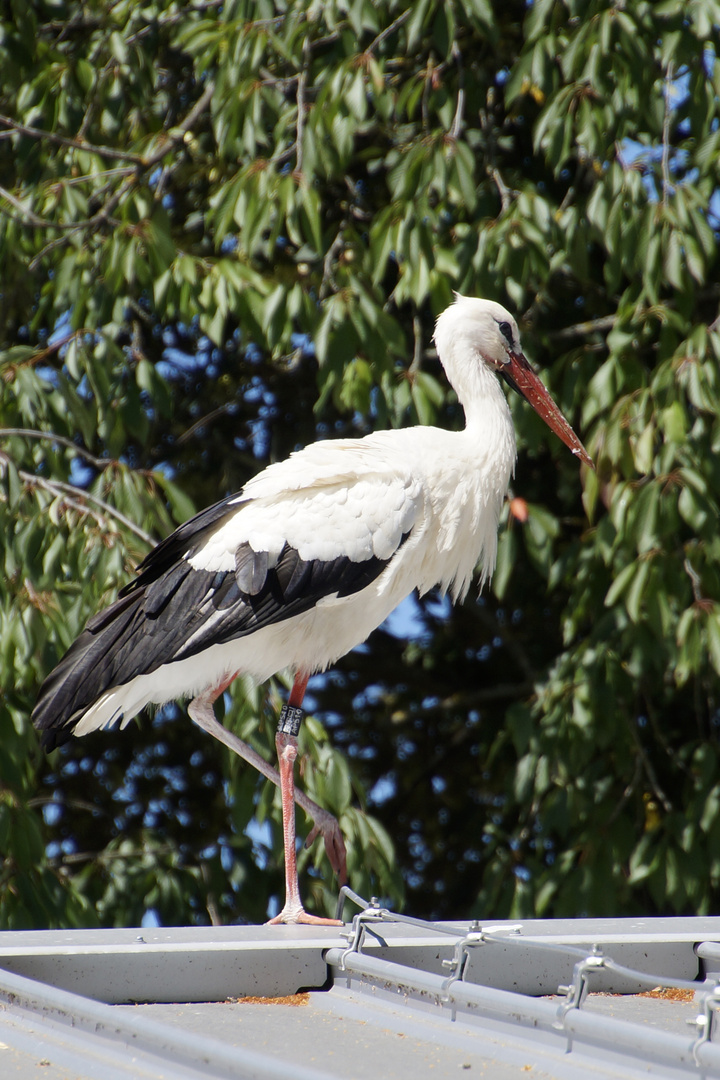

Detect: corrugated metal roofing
1,893,720,1079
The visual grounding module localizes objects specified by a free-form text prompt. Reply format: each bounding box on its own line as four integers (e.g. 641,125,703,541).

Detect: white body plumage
76,407,516,735
35,295,591,753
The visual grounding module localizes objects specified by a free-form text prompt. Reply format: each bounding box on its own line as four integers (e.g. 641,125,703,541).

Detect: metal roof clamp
335,895,385,977
440,923,484,1021
335,883,374,923
440,923,523,1021
691,984,720,1066
554,947,606,1037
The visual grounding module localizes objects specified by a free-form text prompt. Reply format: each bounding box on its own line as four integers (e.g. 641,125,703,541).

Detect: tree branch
57,844,179,866
294,42,309,177
176,404,238,446
4,459,155,546
448,42,465,140
409,315,423,376
490,168,512,213
27,230,84,270
469,600,538,684
0,184,63,229
365,9,411,54
548,314,617,341
661,62,674,207
0,114,146,164
0,428,109,469
626,717,673,814
3,80,216,259
1,326,107,370
0,75,215,175
388,682,535,725
142,79,216,169
604,753,643,827
319,229,345,300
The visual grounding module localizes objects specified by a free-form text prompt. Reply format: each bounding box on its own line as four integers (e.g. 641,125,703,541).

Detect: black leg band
277,703,304,737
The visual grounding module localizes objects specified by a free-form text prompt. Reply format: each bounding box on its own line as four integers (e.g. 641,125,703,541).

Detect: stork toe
305,812,348,884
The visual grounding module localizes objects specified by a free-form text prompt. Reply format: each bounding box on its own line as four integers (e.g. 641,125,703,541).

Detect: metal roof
1,892,720,1079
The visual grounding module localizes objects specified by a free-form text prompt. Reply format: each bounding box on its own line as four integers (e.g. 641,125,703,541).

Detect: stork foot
267,902,343,927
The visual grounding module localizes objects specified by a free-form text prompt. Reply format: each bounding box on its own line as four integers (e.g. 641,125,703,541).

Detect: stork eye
497,320,514,347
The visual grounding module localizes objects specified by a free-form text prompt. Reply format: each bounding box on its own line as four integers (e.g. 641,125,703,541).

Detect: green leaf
625,557,650,622
524,503,560,577
321,752,352,815
632,482,661,553
632,423,654,474
492,524,516,600
338,358,372,413
523,0,554,41
660,402,687,444
153,473,196,525
605,561,637,608
75,59,95,93
707,613,720,677
406,0,433,50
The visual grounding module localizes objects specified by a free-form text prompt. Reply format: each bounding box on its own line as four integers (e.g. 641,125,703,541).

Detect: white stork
33,295,592,925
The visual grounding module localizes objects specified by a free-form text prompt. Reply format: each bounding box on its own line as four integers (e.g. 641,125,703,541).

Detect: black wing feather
33,529,411,749
119,493,246,597
234,545,268,595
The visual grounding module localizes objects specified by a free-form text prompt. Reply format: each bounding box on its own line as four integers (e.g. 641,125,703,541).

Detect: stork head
433,295,593,469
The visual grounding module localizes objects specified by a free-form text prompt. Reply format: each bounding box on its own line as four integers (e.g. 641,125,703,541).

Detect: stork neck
454,355,512,437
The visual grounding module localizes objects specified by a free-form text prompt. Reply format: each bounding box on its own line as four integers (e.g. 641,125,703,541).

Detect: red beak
501,350,594,469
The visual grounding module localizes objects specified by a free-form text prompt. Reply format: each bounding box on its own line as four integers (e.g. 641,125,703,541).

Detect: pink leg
267,673,343,926
188,676,346,881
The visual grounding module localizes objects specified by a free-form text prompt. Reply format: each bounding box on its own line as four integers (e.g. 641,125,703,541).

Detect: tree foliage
1,0,719,927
